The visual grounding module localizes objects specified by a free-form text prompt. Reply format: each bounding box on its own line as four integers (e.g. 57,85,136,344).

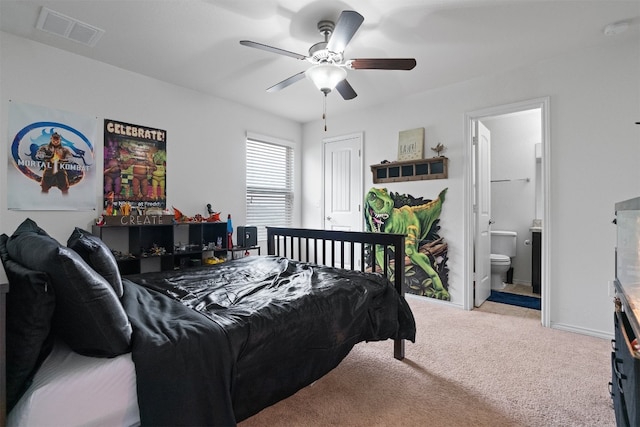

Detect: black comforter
121,256,416,426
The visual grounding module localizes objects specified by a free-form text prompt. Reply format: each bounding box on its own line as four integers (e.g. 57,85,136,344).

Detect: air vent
36,7,104,47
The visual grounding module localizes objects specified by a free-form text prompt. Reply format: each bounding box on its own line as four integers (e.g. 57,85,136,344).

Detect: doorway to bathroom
465,97,550,326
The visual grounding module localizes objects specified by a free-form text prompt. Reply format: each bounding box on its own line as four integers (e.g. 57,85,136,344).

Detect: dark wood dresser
612,197,640,426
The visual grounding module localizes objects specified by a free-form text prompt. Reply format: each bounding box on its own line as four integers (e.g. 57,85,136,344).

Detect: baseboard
405,293,464,309
550,322,613,340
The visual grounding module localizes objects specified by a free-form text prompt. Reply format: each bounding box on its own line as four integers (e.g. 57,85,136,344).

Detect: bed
0,220,415,426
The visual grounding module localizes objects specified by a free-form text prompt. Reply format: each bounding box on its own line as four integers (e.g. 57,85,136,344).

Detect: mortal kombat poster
7,101,97,211
103,119,167,215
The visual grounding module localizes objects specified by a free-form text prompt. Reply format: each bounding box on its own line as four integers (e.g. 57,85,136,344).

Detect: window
246,133,294,241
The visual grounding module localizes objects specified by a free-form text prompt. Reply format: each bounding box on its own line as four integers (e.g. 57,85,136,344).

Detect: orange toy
172,206,190,222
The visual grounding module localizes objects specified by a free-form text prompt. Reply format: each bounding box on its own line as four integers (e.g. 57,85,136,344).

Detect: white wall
0,32,302,244
302,37,640,337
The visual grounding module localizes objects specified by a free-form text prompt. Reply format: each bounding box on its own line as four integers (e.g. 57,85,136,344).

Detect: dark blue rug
487,290,541,310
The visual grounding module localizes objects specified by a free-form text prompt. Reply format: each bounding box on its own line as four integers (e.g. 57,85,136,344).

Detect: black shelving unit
92,221,228,274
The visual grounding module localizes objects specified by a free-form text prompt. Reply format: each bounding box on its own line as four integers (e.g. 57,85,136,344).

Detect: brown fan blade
335,80,357,100
266,71,306,92
326,11,364,53
240,40,307,61
348,58,416,70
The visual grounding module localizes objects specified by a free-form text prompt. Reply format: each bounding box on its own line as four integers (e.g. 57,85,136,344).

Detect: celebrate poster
103,119,167,215
7,101,97,211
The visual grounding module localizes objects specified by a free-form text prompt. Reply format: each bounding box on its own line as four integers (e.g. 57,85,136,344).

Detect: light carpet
239,295,614,427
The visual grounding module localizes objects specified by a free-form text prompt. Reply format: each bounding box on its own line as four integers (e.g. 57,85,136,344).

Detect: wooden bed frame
266,227,407,360
0,227,407,425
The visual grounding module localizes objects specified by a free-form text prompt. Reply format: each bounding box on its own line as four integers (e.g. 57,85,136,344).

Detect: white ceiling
1,0,639,123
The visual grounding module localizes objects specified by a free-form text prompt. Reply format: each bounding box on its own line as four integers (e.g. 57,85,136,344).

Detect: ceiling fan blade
348,58,417,70
335,79,357,100
240,40,307,61
266,71,307,92
326,11,364,53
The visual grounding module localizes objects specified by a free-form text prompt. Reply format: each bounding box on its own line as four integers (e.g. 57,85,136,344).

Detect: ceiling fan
240,10,416,100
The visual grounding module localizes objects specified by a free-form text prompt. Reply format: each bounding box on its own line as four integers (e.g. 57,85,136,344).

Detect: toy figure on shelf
206,204,221,222
120,201,132,216
227,214,233,248
105,191,116,216
172,206,190,223
431,143,446,157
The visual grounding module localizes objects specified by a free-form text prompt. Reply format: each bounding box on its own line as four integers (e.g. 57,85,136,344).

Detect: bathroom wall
482,108,541,286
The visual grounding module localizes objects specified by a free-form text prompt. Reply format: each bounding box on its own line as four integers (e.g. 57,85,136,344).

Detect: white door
323,133,363,232
323,133,363,268
474,120,492,306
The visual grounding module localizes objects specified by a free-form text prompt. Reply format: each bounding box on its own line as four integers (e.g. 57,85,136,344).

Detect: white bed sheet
8,339,140,427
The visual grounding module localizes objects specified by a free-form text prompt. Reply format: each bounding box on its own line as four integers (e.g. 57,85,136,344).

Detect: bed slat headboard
266,227,405,295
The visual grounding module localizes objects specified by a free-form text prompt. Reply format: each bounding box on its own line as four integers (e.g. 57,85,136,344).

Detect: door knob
326,216,332,221
489,219,495,225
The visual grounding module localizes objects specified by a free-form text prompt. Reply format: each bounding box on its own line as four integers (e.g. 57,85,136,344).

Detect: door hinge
473,136,478,145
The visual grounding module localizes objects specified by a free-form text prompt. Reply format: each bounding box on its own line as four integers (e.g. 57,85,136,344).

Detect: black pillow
0,233,9,263
10,218,49,237
2,258,55,412
67,227,123,298
7,230,132,357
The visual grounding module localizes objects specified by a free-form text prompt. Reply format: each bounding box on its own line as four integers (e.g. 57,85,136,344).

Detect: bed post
0,262,8,426
392,236,406,361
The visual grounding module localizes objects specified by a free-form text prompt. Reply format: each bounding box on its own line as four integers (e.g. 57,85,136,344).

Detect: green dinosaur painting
364,187,450,300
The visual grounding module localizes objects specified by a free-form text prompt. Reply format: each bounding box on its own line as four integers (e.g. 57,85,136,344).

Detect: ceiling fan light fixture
306,64,347,93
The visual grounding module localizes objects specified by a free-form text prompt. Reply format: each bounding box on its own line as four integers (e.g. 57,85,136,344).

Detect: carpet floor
239,295,614,427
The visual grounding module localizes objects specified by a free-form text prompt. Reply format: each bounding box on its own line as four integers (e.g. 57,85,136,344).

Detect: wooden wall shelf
371,157,448,183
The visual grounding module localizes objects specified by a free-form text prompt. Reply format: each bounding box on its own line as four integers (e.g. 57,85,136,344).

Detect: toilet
490,230,517,290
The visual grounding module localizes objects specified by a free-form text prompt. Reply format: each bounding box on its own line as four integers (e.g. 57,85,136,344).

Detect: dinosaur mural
364,187,449,300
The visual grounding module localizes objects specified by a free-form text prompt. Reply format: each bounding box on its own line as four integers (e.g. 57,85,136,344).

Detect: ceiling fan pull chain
323,92,328,131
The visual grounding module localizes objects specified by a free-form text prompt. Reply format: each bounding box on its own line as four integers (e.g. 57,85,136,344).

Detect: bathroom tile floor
501,283,540,298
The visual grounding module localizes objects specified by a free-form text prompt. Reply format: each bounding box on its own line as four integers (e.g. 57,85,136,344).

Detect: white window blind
246,135,294,241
